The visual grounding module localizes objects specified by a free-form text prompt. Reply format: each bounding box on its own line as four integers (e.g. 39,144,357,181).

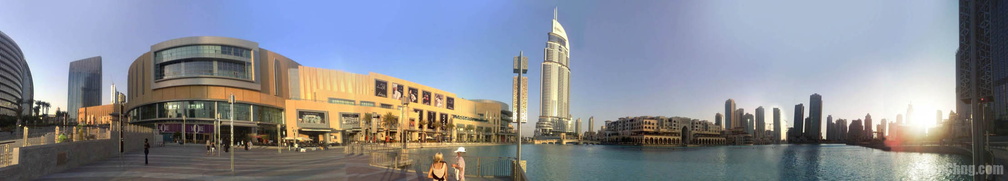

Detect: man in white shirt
451,147,466,181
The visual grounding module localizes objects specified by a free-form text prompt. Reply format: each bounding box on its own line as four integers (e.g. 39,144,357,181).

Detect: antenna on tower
554,7,558,20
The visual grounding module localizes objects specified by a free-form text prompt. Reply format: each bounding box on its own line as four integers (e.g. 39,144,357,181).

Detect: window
328,98,355,105
360,101,376,107
380,104,394,109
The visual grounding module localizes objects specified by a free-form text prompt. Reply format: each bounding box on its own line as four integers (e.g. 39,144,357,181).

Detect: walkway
37,144,507,181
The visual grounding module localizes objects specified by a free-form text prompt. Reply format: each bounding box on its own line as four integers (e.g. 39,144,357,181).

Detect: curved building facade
122,36,512,144
0,31,33,117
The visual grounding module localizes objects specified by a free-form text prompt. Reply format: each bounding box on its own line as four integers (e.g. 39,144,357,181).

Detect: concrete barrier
0,131,159,180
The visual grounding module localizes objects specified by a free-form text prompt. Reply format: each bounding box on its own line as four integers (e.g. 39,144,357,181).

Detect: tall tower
725,99,736,129
794,104,805,137
588,116,594,133
715,113,723,127
809,94,823,142
865,114,873,140
756,106,765,139
773,107,781,143
955,1,1008,174
537,8,572,136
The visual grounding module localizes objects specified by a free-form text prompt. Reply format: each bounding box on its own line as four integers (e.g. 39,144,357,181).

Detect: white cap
454,147,466,153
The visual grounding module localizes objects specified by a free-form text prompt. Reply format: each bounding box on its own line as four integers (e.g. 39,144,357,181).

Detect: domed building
0,31,34,120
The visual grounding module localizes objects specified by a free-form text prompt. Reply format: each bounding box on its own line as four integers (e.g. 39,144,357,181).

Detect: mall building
80,36,514,145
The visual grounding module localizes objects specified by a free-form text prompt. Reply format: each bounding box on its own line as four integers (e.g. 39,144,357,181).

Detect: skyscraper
865,114,873,140
68,56,102,123
588,116,594,133
826,115,834,140
956,1,1008,172
756,106,765,139
725,99,736,129
715,113,723,127
794,104,804,137
809,94,822,142
745,113,754,135
537,8,572,136
735,108,745,131
773,107,781,143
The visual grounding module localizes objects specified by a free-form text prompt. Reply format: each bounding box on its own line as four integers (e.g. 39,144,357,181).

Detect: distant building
755,106,765,140
793,104,804,138
809,94,822,142
744,113,754,135
773,107,781,144
715,113,723,128
826,115,834,141
848,119,864,143
725,99,736,129
602,116,724,145
68,56,102,123
865,114,873,140
837,119,848,142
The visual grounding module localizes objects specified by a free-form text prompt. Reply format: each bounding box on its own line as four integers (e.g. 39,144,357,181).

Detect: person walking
451,147,466,181
427,152,448,181
144,139,151,165
206,140,212,155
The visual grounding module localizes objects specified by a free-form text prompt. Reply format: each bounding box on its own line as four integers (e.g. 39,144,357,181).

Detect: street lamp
229,94,235,172
400,97,409,149
513,51,528,164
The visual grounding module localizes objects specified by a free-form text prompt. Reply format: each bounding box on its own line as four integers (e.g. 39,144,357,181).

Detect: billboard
435,94,444,108
427,111,436,129
340,113,361,130
422,91,431,105
391,83,404,100
375,80,388,97
447,97,455,110
439,113,448,131
408,87,419,103
297,110,329,128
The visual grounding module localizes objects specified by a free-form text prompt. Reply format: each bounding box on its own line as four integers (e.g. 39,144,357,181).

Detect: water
415,144,971,180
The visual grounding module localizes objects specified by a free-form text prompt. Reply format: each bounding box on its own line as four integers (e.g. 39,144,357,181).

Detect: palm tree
14,99,25,127
33,100,42,118
382,112,398,142
41,101,50,117
432,118,443,139
363,113,373,142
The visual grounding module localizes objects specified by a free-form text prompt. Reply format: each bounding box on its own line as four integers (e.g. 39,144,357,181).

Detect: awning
299,128,337,132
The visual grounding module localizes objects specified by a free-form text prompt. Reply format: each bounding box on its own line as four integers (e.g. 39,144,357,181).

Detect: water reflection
409,144,969,180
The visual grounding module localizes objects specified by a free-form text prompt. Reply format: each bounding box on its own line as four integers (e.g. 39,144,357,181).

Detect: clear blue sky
0,0,957,136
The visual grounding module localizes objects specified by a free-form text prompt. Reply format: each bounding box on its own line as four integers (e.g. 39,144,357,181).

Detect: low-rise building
602,116,724,145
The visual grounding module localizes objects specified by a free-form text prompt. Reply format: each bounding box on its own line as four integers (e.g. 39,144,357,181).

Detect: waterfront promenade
36,143,509,181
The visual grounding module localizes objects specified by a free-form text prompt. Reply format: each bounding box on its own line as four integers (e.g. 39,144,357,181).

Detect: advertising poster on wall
408,87,419,103
375,80,388,97
439,113,448,131
340,113,361,130
391,83,403,100
435,94,444,108
427,111,436,129
447,97,454,110
422,91,431,105
297,110,329,128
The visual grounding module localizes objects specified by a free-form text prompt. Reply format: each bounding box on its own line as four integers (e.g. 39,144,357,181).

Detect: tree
382,112,398,142
41,101,50,117
33,100,41,118
363,113,373,141
14,98,25,127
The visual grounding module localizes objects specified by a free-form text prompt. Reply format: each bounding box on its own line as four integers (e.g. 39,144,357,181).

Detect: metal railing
367,150,516,179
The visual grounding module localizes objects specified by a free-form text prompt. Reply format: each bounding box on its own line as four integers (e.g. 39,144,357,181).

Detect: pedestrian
211,141,217,155
427,152,448,181
206,140,212,155
144,139,151,165
245,140,250,151
451,147,466,181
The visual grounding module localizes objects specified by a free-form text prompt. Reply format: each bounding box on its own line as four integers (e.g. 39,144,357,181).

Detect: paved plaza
34,144,503,181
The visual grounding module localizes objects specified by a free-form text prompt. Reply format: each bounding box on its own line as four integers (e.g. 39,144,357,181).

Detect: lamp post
229,94,235,172
182,111,187,145
401,96,409,149
513,51,527,165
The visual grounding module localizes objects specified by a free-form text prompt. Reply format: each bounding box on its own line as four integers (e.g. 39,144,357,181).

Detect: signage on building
408,87,419,103
297,110,329,128
391,83,403,100
447,97,454,110
422,91,431,105
375,80,388,97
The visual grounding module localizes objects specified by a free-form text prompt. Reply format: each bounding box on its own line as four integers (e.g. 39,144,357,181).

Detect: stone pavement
36,144,509,181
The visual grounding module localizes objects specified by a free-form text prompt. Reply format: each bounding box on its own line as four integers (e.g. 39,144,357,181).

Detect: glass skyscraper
68,56,102,123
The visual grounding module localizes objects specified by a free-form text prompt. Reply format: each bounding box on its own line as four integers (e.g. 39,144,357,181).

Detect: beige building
602,116,725,145
85,36,512,145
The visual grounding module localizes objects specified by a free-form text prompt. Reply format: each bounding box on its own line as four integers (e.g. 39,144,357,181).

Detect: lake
414,144,971,180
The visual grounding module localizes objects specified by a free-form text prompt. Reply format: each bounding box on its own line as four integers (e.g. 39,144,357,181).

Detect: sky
0,0,958,136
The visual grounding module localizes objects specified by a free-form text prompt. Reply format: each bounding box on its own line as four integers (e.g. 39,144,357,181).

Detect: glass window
360,101,376,107
380,104,394,109
187,101,213,118
235,103,251,121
